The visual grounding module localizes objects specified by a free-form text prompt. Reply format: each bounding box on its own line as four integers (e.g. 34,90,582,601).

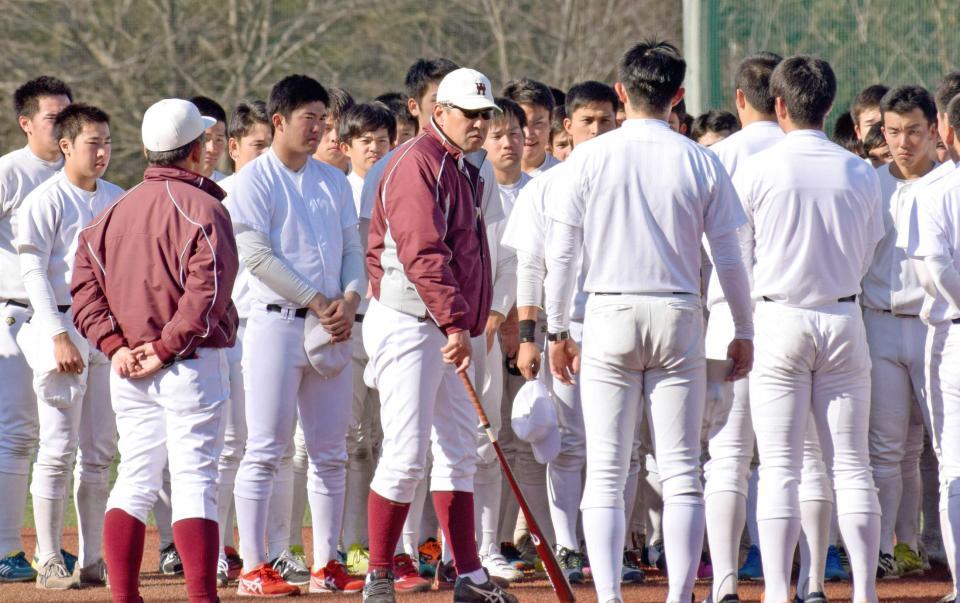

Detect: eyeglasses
444,104,493,121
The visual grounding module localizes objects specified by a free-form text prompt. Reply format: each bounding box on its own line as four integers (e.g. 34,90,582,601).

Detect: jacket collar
143,165,226,201
428,118,466,161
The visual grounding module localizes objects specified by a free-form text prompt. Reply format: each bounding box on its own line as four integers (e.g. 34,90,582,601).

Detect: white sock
798,500,831,597
663,495,705,603
400,477,429,557
224,501,237,549
0,472,29,554
154,472,174,549
236,494,269,571
342,467,371,550
33,496,63,565
582,507,624,603
759,517,801,603
942,505,958,590
474,462,502,556
217,466,239,557
497,477,520,545
895,457,922,550
838,512,880,603
463,567,489,584
74,479,109,567
874,470,901,555
309,488,344,568
746,468,760,546
623,468,640,534
268,463,294,560
289,460,308,548
547,465,582,551
705,491,745,601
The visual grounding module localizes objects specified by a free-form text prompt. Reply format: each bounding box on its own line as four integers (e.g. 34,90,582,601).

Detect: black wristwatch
547,330,570,342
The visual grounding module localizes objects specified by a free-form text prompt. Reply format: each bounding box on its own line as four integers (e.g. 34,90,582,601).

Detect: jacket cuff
153,339,176,365
441,316,471,337
100,333,127,359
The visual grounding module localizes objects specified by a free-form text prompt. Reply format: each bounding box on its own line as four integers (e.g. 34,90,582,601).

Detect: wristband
547,330,570,342
518,319,536,343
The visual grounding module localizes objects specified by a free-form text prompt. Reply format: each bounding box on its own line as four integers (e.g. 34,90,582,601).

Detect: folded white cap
303,313,352,379
511,379,560,464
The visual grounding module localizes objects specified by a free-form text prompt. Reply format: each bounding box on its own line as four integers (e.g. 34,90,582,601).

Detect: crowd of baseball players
1,36,960,603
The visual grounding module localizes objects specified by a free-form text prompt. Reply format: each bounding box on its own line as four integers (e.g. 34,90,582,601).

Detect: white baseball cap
436,68,500,112
141,98,216,153
303,313,352,379
511,379,561,465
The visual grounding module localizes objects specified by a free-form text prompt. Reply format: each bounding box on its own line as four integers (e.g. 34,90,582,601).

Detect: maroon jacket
71,166,239,364
367,121,492,337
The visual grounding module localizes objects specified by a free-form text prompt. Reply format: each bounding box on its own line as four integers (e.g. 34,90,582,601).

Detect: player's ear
735,89,747,111
407,97,421,119
58,137,70,157
18,114,31,135
272,113,285,134
339,140,351,155
228,137,240,163
670,86,685,108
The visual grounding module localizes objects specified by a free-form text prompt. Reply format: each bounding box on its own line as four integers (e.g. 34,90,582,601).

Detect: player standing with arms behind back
545,40,754,603
734,56,884,603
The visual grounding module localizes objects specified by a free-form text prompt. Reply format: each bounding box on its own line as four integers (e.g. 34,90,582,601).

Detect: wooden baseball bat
458,369,576,603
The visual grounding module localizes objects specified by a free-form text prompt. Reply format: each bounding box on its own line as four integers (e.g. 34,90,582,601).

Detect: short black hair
268,74,330,120
491,96,526,130
948,94,960,132
735,52,782,115
831,112,862,155
338,102,397,146
565,81,618,117
935,72,960,113
502,78,555,113
770,56,836,128
146,136,202,167
190,95,226,124
617,39,686,113
327,87,355,120
550,106,567,140
880,85,937,125
850,84,889,124
691,110,740,141
14,76,73,118
404,58,459,103
54,104,109,143
375,91,418,133
550,87,566,109
862,122,887,154
228,100,271,140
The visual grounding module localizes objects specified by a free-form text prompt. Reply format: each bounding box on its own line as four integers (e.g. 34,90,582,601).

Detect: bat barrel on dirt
458,369,576,603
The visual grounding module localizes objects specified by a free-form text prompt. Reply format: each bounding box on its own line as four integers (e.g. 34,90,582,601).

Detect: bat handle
457,369,491,429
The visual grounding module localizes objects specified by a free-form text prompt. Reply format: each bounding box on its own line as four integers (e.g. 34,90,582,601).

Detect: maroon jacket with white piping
71,166,238,363
366,120,492,337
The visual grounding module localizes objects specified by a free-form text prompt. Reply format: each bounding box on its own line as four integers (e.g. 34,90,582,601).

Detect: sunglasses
446,104,493,121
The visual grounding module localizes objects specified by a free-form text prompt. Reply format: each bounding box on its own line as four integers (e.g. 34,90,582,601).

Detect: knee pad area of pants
171,483,219,523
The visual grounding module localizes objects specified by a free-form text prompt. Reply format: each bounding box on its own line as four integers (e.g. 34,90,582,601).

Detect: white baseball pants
579,293,706,603
0,302,38,554
363,299,477,503
107,347,229,524
217,321,246,558
864,308,929,555
751,300,879,603
234,305,351,568
32,345,115,568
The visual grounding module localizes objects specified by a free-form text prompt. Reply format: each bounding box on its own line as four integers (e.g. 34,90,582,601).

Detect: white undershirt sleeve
544,220,582,332
924,254,960,316
707,227,754,339
19,246,67,338
340,223,366,297
235,227,319,307
516,251,545,309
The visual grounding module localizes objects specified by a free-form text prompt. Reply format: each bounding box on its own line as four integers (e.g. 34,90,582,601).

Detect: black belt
762,295,856,304
266,304,309,318
355,314,364,323
594,292,690,296
952,318,960,325
3,301,68,312
878,308,919,318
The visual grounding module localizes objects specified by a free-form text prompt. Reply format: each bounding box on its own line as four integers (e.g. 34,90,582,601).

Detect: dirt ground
6,528,954,601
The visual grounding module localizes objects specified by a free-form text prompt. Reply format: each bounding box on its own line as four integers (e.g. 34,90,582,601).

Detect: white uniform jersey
212,169,227,182
0,146,63,302
898,160,957,254
860,162,932,315
225,148,358,305
547,119,746,297
734,130,884,307
346,170,371,315
704,120,784,308
911,167,960,323
360,142,505,229
524,152,560,177
487,173,529,316
218,174,253,319
16,171,123,304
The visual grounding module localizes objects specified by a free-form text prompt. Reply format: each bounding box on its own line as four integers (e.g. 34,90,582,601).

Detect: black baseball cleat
794,592,828,603
453,569,517,603
158,544,183,575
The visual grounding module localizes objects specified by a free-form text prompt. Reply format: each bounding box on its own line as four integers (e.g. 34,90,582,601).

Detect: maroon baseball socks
173,517,221,602
104,508,146,603
367,490,410,571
